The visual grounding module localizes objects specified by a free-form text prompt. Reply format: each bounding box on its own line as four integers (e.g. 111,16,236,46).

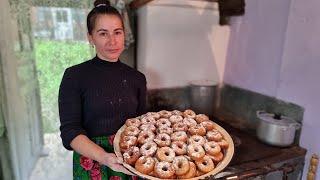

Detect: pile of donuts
118,109,229,179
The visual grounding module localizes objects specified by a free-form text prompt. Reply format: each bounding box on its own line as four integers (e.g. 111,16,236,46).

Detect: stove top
215,119,281,166
211,116,306,179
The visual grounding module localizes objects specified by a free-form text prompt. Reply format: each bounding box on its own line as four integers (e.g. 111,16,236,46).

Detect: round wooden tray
114,122,234,179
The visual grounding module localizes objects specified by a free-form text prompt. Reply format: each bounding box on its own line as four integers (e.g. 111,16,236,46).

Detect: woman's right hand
101,153,133,175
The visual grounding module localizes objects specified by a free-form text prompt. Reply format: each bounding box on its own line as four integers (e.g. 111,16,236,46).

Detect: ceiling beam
130,0,218,9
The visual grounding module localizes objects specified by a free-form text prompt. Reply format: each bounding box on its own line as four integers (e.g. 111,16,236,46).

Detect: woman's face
88,14,125,62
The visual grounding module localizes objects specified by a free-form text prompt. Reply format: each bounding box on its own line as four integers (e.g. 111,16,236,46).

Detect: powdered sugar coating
140,142,157,157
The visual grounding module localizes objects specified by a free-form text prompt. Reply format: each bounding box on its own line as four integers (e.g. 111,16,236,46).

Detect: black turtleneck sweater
58,56,147,150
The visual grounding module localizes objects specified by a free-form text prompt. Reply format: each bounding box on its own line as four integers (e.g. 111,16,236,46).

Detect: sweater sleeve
58,68,87,150
136,74,147,116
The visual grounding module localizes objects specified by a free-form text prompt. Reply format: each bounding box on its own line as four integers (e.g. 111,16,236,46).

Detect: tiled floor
29,133,73,180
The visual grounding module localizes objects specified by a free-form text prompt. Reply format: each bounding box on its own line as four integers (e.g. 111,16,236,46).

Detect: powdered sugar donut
171,131,188,143
154,161,175,179
146,112,161,120
125,118,141,127
204,141,221,156
183,109,196,119
206,129,223,141
141,116,156,124
169,115,183,124
123,146,140,165
135,156,155,174
187,144,205,161
217,139,229,149
195,114,209,123
171,141,187,155
140,142,157,157
156,147,176,162
188,135,206,146
123,126,140,137
137,131,155,144
195,155,214,173
119,135,137,151
156,118,171,128
139,123,156,133
159,110,172,118
154,133,171,147
200,120,216,131
177,161,196,179
188,124,206,136
208,151,224,163
156,126,173,135
171,110,183,116
183,117,198,127
172,156,190,175
173,122,188,132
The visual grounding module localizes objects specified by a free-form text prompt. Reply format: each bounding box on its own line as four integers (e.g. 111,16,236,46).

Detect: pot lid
257,111,300,127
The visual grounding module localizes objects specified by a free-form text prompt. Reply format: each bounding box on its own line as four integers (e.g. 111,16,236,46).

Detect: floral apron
73,135,138,180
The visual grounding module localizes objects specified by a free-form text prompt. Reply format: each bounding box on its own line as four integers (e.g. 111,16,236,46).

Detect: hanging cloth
110,0,135,49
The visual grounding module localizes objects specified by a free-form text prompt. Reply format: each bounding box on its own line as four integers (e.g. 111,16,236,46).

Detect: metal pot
256,111,301,147
189,80,217,117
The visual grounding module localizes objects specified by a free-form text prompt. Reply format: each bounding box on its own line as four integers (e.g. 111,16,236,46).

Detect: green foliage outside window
34,39,94,133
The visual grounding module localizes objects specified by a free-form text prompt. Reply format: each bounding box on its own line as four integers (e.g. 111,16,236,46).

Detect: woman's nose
108,35,116,45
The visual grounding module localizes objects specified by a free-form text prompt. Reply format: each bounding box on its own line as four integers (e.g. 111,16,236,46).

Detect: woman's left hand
110,162,134,175
101,152,134,175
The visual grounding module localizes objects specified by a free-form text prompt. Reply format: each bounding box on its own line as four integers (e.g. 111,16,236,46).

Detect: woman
58,0,146,179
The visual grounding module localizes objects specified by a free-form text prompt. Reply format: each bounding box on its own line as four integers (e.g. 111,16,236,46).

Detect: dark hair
87,0,124,35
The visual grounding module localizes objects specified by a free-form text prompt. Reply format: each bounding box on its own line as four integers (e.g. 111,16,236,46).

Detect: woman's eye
115,31,123,35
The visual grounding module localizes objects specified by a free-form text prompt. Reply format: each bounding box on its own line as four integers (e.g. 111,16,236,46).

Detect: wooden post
307,154,319,180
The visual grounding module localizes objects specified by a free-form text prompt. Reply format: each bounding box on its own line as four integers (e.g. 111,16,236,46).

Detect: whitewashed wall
223,0,320,178
277,0,320,178
224,0,292,96
137,0,230,89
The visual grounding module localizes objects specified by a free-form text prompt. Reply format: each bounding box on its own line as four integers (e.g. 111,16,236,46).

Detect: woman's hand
70,135,133,175
101,153,133,175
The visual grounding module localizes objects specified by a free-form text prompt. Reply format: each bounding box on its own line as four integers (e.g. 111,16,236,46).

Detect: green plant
34,39,93,133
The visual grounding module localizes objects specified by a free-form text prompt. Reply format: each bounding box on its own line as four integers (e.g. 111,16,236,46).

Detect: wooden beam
130,0,154,9
130,0,217,9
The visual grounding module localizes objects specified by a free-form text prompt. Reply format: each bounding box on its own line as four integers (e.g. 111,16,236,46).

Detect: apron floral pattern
73,135,138,180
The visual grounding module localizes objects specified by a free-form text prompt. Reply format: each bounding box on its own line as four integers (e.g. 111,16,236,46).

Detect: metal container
256,111,301,147
189,80,217,117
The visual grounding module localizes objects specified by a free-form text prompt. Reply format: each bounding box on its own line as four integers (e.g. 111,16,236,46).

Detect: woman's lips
107,49,120,53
